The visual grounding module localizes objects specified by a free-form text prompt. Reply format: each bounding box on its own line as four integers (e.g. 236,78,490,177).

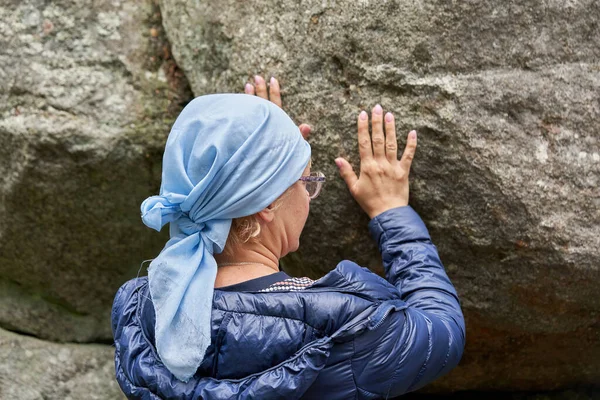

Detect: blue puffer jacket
112,206,465,399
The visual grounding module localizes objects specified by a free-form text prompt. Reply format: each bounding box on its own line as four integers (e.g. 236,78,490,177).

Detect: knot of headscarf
141,195,227,250
140,93,311,382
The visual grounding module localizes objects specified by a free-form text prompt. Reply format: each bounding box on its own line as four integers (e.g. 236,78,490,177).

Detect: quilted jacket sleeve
353,206,465,397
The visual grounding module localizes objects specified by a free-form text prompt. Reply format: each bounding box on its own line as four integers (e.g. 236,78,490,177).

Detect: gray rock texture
0,327,124,400
0,0,190,343
158,0,600,391
1,0,599,395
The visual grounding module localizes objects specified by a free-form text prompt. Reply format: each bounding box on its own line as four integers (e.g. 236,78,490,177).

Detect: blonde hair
221,186,294,256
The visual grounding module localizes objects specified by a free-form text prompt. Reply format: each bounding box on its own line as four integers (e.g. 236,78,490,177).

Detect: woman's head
222,161,312,258
141,93,312,242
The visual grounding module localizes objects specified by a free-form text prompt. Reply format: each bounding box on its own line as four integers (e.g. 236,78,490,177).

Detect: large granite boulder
0,0,191,342
0,327,123,400
159,0,600,391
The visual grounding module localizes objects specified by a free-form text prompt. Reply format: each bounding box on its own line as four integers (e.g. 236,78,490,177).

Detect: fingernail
335,159,342,168
410,130,417,139
385,112,393,122
245,83,252,93
359,111,368,120
270,76,276,85
374,104,382,115
254,75,263,84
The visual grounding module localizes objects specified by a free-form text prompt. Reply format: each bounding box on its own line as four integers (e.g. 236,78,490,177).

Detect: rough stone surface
159,0,600,391
0,0,191,342
0,327,124,400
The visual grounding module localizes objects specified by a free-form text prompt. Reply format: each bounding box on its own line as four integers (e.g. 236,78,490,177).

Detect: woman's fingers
357,110,373,162
335,157,358,193
246,75,281,108
246,75,310,139
384,112,397,163
268,77,282,108
371,104,385,159
399,130,418,172
298,124,311,139
254,75,268,99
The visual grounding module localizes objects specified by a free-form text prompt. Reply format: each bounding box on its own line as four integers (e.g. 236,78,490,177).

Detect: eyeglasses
299,171,326,199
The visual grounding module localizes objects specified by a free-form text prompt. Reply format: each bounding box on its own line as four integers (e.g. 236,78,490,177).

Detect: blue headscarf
140,93,311,382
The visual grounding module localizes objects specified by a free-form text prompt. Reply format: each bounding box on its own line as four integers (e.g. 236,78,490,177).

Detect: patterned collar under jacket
111,206,466,399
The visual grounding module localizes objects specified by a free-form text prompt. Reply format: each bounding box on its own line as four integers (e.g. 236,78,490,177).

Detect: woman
111,76,465,399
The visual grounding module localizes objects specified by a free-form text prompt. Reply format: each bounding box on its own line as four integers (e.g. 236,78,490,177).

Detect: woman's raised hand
335,105,417,219
244,75,312,139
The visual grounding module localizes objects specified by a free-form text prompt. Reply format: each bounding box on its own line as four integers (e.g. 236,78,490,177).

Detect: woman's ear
256,203,275,223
